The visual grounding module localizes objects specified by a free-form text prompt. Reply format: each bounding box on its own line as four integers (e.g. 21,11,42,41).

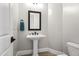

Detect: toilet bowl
67,42,79,56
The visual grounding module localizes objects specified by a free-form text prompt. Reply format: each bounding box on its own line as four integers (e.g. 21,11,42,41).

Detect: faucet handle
34,32,36,35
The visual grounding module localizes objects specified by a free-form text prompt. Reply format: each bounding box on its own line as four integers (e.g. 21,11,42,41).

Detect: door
0,3,13,56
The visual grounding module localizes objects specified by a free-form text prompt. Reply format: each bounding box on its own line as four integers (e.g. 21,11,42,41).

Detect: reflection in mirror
28,11,41,31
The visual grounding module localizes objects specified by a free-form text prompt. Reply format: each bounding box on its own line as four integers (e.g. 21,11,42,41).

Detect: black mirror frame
28,10,41,31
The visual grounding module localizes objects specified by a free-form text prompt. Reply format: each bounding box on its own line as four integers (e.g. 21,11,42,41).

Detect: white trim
38,48,49,52
16,48,64,56
16,49,32,56
16,48,49,56
48,48,64,55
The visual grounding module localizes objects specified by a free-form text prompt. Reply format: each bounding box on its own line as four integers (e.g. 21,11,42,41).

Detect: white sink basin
27,34,46,40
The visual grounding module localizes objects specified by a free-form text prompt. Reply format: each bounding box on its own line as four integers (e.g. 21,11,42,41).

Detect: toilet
58,42,79,56
67,42,79,56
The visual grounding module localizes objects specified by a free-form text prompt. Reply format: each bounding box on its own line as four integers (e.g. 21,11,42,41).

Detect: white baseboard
16,49,32,56
38,48,49,52
16,48,48,56
48,48,63,55
16,48,63,56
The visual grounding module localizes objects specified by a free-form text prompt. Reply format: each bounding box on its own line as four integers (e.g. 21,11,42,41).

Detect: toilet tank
67,42,79,56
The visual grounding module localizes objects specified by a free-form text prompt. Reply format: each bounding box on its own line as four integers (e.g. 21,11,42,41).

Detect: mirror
28,10,41,30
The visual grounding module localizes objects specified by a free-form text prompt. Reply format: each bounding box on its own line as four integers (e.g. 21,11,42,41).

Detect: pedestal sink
26,34,46,56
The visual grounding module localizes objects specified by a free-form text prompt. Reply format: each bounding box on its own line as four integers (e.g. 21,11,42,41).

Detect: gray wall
18,3,48,51
13,3,79,55
48,3,79,54
63,3,79,54
48,3,63,52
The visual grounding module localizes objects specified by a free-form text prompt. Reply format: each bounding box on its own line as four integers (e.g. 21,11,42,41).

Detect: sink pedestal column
33,39,38,56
